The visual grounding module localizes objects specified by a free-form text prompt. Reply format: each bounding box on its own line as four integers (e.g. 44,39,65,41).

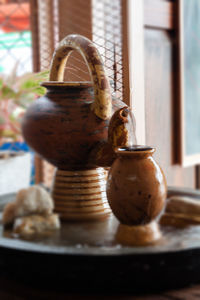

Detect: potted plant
0,68,48,195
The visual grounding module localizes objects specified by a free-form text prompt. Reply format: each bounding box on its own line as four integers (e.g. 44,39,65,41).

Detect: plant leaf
20,79,39,90
31,86,46,95
1,85,16,99
0,69,49,143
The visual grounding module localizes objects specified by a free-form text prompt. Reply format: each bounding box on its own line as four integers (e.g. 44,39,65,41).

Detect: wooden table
0,274,199,300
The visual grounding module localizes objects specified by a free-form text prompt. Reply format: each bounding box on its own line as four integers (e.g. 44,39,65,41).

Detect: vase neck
115,146,155,158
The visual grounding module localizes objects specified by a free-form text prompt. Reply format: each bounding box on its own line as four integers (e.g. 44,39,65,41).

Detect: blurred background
1,0,199,193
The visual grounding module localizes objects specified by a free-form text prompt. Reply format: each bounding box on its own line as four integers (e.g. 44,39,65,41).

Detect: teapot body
22,83,124,170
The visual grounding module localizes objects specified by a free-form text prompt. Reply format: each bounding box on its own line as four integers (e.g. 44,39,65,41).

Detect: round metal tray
1,187,200,292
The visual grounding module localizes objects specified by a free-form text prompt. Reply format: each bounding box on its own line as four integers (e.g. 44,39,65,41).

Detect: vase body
106,146,167,225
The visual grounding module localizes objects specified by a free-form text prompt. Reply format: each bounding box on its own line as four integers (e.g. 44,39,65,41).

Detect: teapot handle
49,34,112,120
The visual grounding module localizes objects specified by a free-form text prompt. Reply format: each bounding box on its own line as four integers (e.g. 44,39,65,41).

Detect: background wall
144,0,195,188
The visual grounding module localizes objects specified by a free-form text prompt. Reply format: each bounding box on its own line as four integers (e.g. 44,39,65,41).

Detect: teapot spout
108,106,136,148
90,106,137,167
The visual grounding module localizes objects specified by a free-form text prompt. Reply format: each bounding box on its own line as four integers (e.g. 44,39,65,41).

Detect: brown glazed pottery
106,146,167,226
22,35,127,171
22,34,136,221
116,222,162,246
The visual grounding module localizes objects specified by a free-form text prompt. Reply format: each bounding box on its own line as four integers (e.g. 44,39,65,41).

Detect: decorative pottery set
22,34,166,243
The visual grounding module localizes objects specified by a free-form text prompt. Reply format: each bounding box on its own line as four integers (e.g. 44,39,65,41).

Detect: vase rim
41,81,93,88
115,145,155,155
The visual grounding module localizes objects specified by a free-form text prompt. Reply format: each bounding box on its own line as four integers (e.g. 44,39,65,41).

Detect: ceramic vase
106,146,167,226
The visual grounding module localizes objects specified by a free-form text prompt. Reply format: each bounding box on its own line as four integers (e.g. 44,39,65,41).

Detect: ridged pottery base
52,168,111,221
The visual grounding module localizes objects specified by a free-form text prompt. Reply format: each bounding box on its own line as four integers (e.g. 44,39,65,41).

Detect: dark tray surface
0,187,200,256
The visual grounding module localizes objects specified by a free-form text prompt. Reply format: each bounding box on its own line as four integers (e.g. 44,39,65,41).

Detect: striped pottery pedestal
51,168,111,221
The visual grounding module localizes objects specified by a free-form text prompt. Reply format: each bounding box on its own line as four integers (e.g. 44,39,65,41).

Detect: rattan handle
49,34,112,120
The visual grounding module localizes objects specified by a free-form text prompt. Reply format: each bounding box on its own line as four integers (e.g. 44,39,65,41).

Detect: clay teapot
22,34,136,170
22,34,136,221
